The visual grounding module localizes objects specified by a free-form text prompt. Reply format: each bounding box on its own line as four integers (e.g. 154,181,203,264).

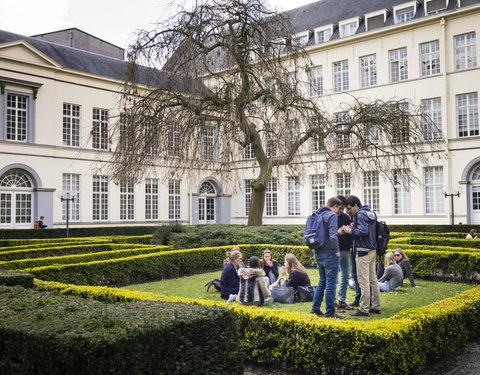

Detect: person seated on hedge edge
261,249,278,287
393,248,417,287
466,229,478,239
378,252,404,292
269,253,310,293
221,248,243,302
235,256,273,305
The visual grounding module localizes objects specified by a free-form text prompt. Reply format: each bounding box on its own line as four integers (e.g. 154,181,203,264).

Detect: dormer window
339,17,360,38
364,9,389,31
292,32,309,48
394,1,418,24
314,24,334,44
425,0,448,15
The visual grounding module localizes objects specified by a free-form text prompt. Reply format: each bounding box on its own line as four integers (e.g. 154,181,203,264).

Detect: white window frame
389,48,408,82
363,171,380,213
168,180,181,220
360,54,377,88
62,173,80,221
339,17,360,38
457,92,479,137
287,176,300,216
243,143,255,160
393,1,418,24
92,108,108,150
168,123,180,157
245,180,252,216
336,173,351,197
335,111,351,150
265,178,278,216
364,9,388,31
5,92,31,143
393,169,411,215
292,32,309,48
145,178,159,220
92,175,108,221
333,60,349,92
200,123,218,161
314,25,334,44
424,166,444,214
454,32,477,71
309,66,323,97
422,98,442,140
420,40,440,77
425,0,448,15
63,103,80,147
311,174,325,212
120,179,135,221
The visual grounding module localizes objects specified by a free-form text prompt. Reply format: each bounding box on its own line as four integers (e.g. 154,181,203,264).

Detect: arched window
199,181,216,195
472,166,480,181
0,169,32,188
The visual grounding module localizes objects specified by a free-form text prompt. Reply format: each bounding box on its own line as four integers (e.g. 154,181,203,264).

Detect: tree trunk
247,183,266,226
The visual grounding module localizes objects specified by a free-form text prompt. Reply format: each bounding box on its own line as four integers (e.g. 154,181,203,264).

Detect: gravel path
243,340,480,375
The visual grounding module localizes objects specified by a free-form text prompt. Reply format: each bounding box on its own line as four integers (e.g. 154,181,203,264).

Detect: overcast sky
0,0,316,50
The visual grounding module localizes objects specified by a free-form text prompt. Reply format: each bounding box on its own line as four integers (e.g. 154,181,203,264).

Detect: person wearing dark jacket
220,248,243,300
342,196,381,317
261,249,279,285
394,248,417,287
336,195,354,312
270,253,311,292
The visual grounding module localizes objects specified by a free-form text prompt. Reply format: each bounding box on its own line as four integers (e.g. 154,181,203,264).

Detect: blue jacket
220,262,240,299
316,206,340,254
337,212,352,251
351,205,377,251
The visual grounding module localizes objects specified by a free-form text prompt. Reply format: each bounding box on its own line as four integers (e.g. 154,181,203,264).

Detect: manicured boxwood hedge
36,280,480,375
0,286,242,375
0,226,159,239
0,270,34,288
391,236,480,249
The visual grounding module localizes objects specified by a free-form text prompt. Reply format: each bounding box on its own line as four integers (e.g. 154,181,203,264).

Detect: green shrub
0,286,242,375
0,237,104,248
391,236,480,249
152,222,185,245
0,270,34,288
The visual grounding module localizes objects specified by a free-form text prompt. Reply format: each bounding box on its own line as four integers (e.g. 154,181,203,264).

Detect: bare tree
111,0,445,226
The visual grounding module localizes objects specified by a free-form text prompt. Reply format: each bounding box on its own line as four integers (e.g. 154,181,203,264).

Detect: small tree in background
111,0,445,225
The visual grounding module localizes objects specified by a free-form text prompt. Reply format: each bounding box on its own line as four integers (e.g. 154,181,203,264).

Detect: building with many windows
1,0,480,229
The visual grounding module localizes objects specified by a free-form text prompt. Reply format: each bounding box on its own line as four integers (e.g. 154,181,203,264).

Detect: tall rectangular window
145,178,159,220
420,40,440,76
243,143,255,160
62,173,80,221
455,32,476,71
168,123,180,157
168,180,181,220
265,126,277,158
392,103,410,144
363,123,379,145
201,124,217,161
311,174,325,212
422,98,442,140
393,169,411,214
245,180,252,216
6,93,28,142
309,66,323,97
92,108,108,150
363,171,380,213
287,176,300,216
336,173,351,197
390,48,408,82
424,167,444,214
333,60,349,92
309,117,323,153
360,54,377,88
120,180,135,220
265,178,278,216
335,112,351,150
93,176,108,221
63,103,80,147
457,93,479,137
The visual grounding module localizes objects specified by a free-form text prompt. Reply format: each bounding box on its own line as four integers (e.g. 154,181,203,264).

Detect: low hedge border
0,270,34,288
0,285,242,375
0,245,170,270
35,279,480,375
388,243,480,253
390,232,467,239
0,237,104,248
391,236,480,249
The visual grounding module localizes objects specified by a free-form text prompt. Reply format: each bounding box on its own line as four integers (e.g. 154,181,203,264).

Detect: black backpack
375,220,390,257
204,279,221,292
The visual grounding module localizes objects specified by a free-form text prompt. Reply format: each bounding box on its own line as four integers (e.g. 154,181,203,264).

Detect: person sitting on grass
394,248,417,287
270,253,311,293
236,256,273,305
466,229,478,239
221,248,243,301
261,249,278,286
378,252,403,292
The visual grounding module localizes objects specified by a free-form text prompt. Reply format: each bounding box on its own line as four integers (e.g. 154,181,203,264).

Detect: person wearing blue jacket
311,196,346,319
342,195,381,317
220,248,243,300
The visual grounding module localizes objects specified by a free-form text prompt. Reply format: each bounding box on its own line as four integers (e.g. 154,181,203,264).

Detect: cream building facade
0,0,479,229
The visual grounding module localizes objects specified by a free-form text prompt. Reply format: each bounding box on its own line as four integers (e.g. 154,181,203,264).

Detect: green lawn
123,269,475,320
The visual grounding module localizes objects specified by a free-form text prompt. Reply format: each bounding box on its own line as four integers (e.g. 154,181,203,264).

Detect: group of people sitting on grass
219,195,418,317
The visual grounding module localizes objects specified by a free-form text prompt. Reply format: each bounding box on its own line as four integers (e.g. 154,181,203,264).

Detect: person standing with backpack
310,197,346,319
342,195,381,317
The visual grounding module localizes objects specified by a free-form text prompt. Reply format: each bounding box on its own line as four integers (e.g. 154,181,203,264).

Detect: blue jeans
350,250,361,302
378,281,392,292
312,249,339,317
337,250,350,302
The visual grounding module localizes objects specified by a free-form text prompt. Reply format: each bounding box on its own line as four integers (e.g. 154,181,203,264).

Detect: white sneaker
227,294,237,302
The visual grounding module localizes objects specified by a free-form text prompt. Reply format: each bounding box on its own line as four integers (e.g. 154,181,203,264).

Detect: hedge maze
0,233,479,374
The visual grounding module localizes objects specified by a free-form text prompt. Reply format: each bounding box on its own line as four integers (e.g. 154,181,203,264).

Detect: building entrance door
0,169,34,229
